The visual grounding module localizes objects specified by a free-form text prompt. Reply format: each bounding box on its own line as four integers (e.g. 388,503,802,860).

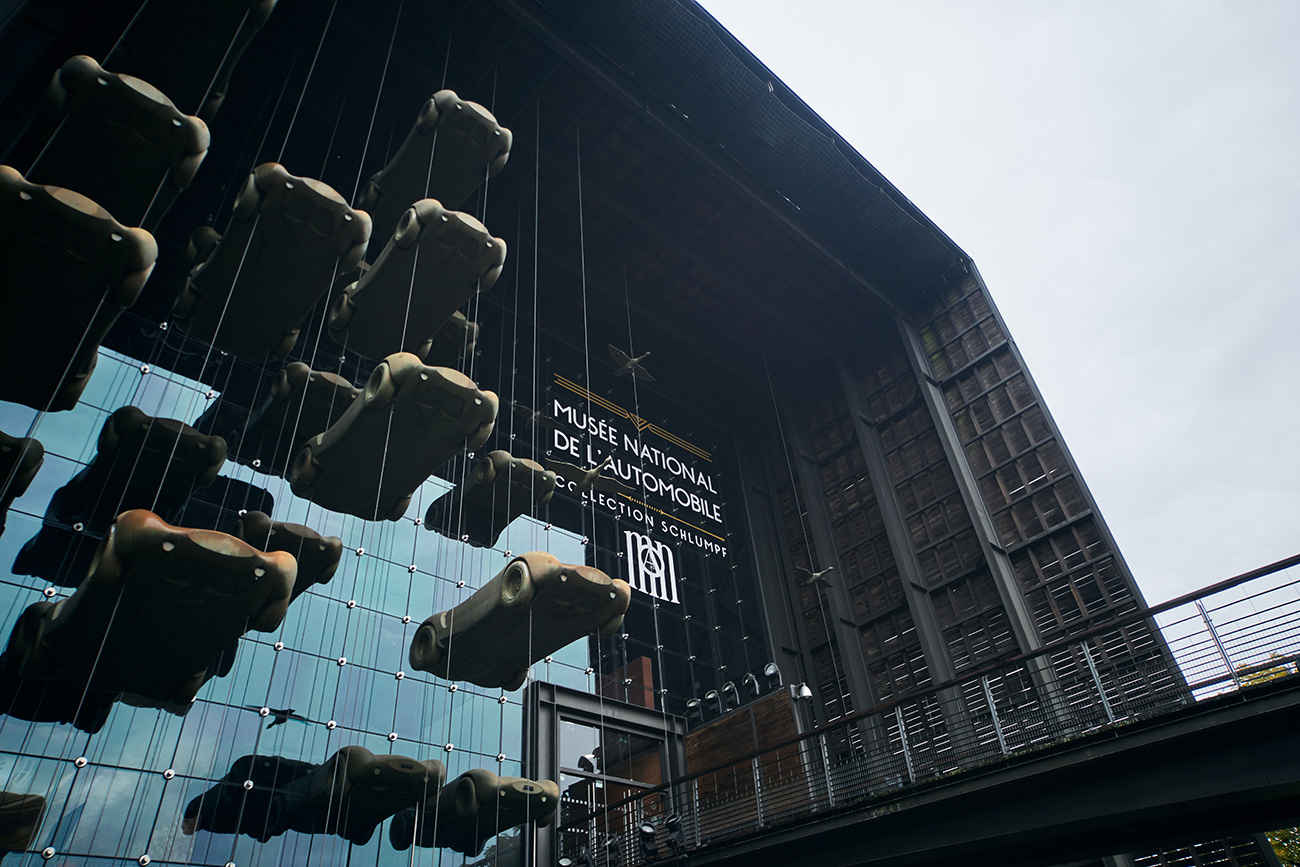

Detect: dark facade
0,1,1276,865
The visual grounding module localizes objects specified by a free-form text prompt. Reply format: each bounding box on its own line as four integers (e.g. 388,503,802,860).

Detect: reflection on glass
391,768,557,855
559,721,663,785
185,747,444,846
0,15,767,856
0,790,44,853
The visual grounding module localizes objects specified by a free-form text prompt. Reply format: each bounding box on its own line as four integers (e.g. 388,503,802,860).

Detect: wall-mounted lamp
606,835,623,867
558,844,596,867
638,822,659,857
796,683,813,701
721,681,739,709
685,698,703,721
764,662,783,687
665,813,686,855
741,672,760,696
704,689,723,715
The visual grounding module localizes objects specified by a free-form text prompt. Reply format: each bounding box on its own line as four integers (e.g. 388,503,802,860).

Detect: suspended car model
36,56,209,228
409,552,630,690
423,310,479,368
0,166,156,412
180,475,275,532
263,745,445,845
0,791,45,854
389,768,558,855
424,450,557,548
324,277,479,368
3,509,294,715
233,362,361,475
0,432,43,534
173,162,371,360
183,753,315,840
233,510,342,601
13,406,227,586
58,406,227,528
188,360,266,447
358,89,512,245
327,199,505,361
107,0,277,121
0,651,116,733
290,352,498,521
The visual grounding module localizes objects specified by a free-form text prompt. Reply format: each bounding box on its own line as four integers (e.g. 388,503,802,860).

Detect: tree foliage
1237,652,1299,686
1269,826,1300,866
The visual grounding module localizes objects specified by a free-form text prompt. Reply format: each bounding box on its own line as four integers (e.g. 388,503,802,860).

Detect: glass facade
0,0,1274,865
0,3,765,854
0,196,763,862
0,341,591,861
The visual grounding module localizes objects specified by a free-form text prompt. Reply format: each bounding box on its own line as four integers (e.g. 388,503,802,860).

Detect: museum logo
623,530,679,604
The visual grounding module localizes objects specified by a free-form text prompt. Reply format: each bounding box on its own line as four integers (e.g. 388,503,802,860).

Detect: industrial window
943,610,1016,672
914,529,984,587
848,570,906,621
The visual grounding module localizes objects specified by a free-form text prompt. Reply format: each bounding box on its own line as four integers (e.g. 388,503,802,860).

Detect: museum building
0,0,1278,865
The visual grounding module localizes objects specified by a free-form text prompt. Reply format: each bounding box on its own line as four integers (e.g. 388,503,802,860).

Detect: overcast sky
698,0,1299,604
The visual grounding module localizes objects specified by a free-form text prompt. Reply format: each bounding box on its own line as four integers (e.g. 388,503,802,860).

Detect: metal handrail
556,554,1300,860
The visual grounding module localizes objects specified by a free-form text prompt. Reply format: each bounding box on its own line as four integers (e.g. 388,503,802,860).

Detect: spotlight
665,814,686,855
685,698,703,721
558,846,596,867
638,822,659,858
721,681,738,708
704,689,723,715
606,835,623,867
578,753,597,773
763,662,783,687
741,672,760,696
797,683,813,700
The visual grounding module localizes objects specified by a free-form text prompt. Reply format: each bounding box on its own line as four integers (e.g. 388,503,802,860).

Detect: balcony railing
560,554,1300,865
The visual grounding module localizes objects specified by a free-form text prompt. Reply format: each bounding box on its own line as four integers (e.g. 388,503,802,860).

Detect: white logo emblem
623,530,679,603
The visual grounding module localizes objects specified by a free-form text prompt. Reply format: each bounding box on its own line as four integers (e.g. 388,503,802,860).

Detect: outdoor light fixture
665,813,686,855
639,822,659,857
741,672,760,696
797,683,813,701
764,661,783,687
685,698,703,720
578,753,597,773
559,847,596,867
606,835,623,867
721,680,738,708
704,689,723,715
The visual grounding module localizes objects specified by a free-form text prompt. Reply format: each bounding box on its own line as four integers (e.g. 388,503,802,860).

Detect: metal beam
687,680,1300,867
838,363,957,686
489,0,907,323
778,390,878,722
894,315,1042,655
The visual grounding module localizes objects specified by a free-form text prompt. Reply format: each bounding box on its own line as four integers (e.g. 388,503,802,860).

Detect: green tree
1269,826,1300,866
1237,652,1299,686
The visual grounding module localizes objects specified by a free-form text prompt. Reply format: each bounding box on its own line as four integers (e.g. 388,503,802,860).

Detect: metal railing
559,554,1300,863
